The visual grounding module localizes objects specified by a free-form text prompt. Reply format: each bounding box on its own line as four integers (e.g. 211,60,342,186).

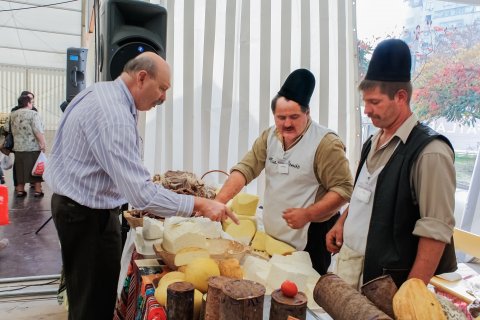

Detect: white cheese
142,217,164,240
266,261,309,292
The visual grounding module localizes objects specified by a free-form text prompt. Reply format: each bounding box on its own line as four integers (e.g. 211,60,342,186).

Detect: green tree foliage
412,24,480,126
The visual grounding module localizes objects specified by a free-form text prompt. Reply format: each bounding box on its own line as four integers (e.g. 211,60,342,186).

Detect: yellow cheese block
225,219,256,245
174,247,210,266
265,235,296,256
222,214,256,230
231,193,259,216
251,230,267,251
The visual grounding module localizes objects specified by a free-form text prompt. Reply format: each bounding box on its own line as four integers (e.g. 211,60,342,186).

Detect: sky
356,0,409,41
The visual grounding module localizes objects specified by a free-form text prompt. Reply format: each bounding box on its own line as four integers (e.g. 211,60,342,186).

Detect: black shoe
34,191,45,198
0,179,4,185
16,191,27,198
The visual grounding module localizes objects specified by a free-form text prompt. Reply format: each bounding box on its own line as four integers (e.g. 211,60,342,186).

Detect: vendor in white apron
217,69,353,274
326,39,457,289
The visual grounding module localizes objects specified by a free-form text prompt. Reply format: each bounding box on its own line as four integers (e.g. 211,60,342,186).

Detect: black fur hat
365,39,411,82
278,69,315,107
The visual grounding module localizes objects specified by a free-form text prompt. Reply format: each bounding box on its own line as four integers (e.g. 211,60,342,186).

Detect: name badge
354,186,371,203
277,159,289,174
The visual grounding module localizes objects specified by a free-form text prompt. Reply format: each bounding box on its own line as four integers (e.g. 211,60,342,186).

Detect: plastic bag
32,152,47,176
0,153,14,170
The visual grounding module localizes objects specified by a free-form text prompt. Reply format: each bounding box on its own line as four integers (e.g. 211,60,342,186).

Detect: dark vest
356,123,457,287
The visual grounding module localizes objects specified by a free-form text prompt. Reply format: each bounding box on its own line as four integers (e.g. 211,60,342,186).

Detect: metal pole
0,274,60,284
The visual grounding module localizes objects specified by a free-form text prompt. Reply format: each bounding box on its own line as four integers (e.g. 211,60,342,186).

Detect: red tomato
280,280,298,297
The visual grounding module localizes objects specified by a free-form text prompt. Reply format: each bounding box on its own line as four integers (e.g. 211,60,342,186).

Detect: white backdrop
132,0,361,198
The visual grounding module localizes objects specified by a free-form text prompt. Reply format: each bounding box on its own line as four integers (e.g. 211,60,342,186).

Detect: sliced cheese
163,229,207,254
251,230,267,251
225,219,256,245
142,217,164,240
265,235,296,256
242,255,270,284
174,247,210,267
231,193,259,216
222,214,256,230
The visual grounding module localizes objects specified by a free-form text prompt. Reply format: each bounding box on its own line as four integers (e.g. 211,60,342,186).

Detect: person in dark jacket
326,39,457,288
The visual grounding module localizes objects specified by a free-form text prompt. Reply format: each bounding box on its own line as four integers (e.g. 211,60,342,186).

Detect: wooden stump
269,289,308,320
166,281,194,320
219,279,266,320
361,275,397,318
204,276,232,320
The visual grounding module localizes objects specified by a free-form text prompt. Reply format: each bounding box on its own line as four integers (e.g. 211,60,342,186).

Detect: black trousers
51,194,122,320
304,212,340,275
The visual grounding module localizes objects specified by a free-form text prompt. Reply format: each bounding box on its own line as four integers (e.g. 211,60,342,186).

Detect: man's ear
136,70,148,87
395,89,409,104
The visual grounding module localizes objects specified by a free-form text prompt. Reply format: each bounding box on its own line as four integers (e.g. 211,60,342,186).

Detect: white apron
263,123,330,250
336,163,383,288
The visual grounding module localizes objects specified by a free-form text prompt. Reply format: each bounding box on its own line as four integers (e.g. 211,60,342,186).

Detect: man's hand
282,208,310,229
194,197,240,224
326,220,344,253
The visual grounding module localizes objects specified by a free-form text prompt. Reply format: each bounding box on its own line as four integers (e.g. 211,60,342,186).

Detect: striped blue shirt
44,78,193,217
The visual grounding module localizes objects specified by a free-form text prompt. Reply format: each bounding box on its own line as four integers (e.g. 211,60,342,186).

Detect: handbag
1,116,14,155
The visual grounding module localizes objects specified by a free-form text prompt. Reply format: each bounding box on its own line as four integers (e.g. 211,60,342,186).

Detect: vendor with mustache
216,69,353,274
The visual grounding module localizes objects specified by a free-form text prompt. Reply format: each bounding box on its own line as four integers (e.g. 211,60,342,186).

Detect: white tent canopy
0,0,82,69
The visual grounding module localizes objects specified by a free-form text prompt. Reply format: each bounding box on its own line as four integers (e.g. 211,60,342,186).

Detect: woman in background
5,95,46,197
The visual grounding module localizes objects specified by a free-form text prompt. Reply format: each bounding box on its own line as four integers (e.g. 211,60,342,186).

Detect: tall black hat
365,39,411,82
278,69,315,107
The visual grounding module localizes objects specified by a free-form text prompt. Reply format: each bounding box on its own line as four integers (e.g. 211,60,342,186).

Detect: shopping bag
32,152,47,176
0,153,14,170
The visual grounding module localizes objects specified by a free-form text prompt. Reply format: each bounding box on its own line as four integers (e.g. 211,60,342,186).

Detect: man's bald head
123,52,168,79
121,52,171,111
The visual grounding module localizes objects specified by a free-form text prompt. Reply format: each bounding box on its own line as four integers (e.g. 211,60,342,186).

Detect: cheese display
231,192,259,216
265,234,296,256
142,217,164,240
184,257,220,293
174,247,210,267
224,219,256,245
162,217,222,253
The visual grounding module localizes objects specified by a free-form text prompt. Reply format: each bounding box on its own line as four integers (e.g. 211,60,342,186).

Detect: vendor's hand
282,208,309,229
326,221,343,254
193,198,240,224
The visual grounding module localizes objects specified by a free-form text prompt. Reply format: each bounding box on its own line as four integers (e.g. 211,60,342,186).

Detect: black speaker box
66,47,88,100
99,0,167,81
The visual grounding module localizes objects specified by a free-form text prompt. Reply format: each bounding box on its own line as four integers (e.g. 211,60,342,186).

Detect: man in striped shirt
44,52,238,320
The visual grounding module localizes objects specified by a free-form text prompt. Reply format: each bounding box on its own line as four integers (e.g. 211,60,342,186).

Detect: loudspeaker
66,47,88,101
99,0,167,81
